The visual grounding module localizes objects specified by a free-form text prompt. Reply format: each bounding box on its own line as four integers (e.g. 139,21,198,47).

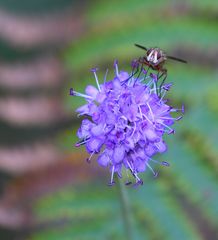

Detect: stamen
157,106,173,116
108,165,115,186
149,158,170,167
149,158,160,164
159,116,173,120
138,74,148,83
75,138,90,147
168,129,175,134
127,161,141,182
172,105,185,114
143,113,153,125
114,60,119,76
158,121,174,134
104,69,109,84
159,90,167,102
138,106,143,119
91,68,101,91
125,168,131,182
127,161,134,174
130,122,136,137
72,90,94,100
159,116,174,121
149,74,158,95
147,103,154,121
146,78,153,87
150,87,161,94
146,162,158,177
134,173,142,184
86,151,95,163
154,125,165,134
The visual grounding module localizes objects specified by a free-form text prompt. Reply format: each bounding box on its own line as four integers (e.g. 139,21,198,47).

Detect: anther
131,59,139,69
181,104,185,114
163,82,173,91
162,161,170,167
125,181,132,186
142,69,147,75
150,73,158,82
69,88,74,96
107,181,115,187
176,116,183,121
167,129,175,135
133,179,143,187
90,67,98,73
153,172,159,178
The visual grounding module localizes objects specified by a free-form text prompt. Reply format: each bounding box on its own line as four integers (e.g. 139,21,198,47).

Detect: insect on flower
134,43,187,90
70,60,184,187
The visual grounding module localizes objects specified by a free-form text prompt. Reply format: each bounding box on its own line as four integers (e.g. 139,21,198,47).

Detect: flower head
71,61,183,186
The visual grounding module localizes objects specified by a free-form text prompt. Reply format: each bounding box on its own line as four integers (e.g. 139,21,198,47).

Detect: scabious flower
71,61,184,186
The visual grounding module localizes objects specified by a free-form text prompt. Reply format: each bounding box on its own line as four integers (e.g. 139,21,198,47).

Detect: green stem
116,177,133,240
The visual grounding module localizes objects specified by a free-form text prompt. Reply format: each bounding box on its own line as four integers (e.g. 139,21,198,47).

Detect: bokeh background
0,0,218,239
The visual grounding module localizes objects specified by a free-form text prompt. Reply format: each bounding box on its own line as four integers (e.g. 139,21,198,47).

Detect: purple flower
71,61,183,186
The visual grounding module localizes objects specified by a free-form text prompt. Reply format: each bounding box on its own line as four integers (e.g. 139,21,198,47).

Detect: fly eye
147,49,152,56
157,52,162,59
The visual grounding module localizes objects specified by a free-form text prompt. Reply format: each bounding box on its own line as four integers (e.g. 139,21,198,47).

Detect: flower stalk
117,176,133,240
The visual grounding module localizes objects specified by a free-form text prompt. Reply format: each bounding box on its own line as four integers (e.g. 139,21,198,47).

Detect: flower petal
86,137,103,153
112,145,125,164
98,153,110,167
155,141,167,153
85,85,99,98
77,119,93,138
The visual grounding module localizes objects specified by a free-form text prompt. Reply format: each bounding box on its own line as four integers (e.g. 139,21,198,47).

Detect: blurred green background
0,0,218,240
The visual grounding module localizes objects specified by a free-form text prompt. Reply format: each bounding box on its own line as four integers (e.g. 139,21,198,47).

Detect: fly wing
167,55,187,63
134,43,148,51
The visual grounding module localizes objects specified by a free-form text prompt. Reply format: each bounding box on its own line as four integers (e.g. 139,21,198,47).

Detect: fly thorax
147,49,159,64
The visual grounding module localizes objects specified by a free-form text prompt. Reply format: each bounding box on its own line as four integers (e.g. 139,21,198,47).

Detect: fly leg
125,57,146,82
135,62,144,80
157,69,167,97
123,60,140,83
